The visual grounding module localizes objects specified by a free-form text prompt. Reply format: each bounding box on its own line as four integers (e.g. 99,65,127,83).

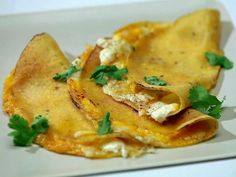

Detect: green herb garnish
144,76,167,86
53,65,80,82
90,65,128,86
97,112,113,135
188,85,224,119
205,52,233,69
8,114,49,146
31,115,49,134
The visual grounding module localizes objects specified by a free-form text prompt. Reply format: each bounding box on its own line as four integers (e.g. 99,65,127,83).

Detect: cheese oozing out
147,102,179,123
102,141,128,158
71,57,81,67
96,37,133,65
102,80,178,123
118,93,153,103
70,57,82,80
102,80,153,104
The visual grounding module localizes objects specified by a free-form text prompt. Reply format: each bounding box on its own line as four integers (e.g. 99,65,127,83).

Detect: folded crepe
3,9,221,159
68,9,220,148
89,9,222,123
3,33,148,158
68,44,218,148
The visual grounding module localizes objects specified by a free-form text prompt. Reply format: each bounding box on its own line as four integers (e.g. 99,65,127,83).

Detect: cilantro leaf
53,65,80,82
90,65,128,86
8,115,37,146
108,68,128,80
8,114,49,146
94,72,108,85
97,112,113,135
144,76,167,86
32,115,49,134
90,65,108,79
188,85,224,119
205,52,233,69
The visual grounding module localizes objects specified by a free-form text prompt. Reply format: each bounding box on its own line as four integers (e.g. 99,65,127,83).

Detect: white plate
0,0,236,177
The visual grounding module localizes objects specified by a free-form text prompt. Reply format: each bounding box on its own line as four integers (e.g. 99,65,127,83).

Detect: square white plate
0,0,236,177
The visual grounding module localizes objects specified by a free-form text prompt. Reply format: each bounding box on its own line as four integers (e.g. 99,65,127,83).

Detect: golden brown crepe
3,33,147,158
123,9,221,89
90,9,222,123
3,9,221,159
68,9,220,148
68,45,218,148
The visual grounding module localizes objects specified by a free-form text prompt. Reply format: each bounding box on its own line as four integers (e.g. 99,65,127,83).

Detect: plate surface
0,0,236,177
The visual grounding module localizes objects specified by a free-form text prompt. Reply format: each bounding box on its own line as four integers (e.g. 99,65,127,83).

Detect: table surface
0,0,236,177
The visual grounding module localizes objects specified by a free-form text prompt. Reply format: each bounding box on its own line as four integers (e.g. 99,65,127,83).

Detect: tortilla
3,33,147,158
95,9,222,122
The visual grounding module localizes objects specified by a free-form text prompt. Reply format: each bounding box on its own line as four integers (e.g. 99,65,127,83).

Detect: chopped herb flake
90,65,128,86
97,112,113,135
53,65,80,82
144,76,167,86
188,85,224,119
205,52,233,69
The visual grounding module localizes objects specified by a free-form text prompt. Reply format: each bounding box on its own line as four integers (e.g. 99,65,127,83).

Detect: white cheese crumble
135,135,156,144
147,102,178,123
71,57,81,67
70,57,81,80
102,80,153,103
118,93,153,103
102,83,116,97
102,80,179,123
96,37,133,65
102,141,128,157
81,146,96,157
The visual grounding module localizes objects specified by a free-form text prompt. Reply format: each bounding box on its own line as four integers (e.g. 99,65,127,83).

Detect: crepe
68,45,218,148
68,9,220,148
3,9,221,159
92,9,222,123
3,33,147,158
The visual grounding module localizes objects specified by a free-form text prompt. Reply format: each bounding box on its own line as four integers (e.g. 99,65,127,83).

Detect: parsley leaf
97,112,113,135
205,52,233,69
90,65,128,86
188,85,224,119
53,65,80,82
8,114,49,146
144,76,167,86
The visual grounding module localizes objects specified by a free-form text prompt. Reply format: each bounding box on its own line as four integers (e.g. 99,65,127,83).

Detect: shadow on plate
211,21,234,95
220,21,234,49
206,106,236,144
211,69,224,95
25,145,40,154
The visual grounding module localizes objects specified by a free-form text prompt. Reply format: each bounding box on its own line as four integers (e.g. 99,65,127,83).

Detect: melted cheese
102,141,128,157
103,80,152,102
81,146,96,157
103,80,179,122
118,93,153,103
70,58,81,80
96,37,133,65
72,57,81,67
147,102,179,123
